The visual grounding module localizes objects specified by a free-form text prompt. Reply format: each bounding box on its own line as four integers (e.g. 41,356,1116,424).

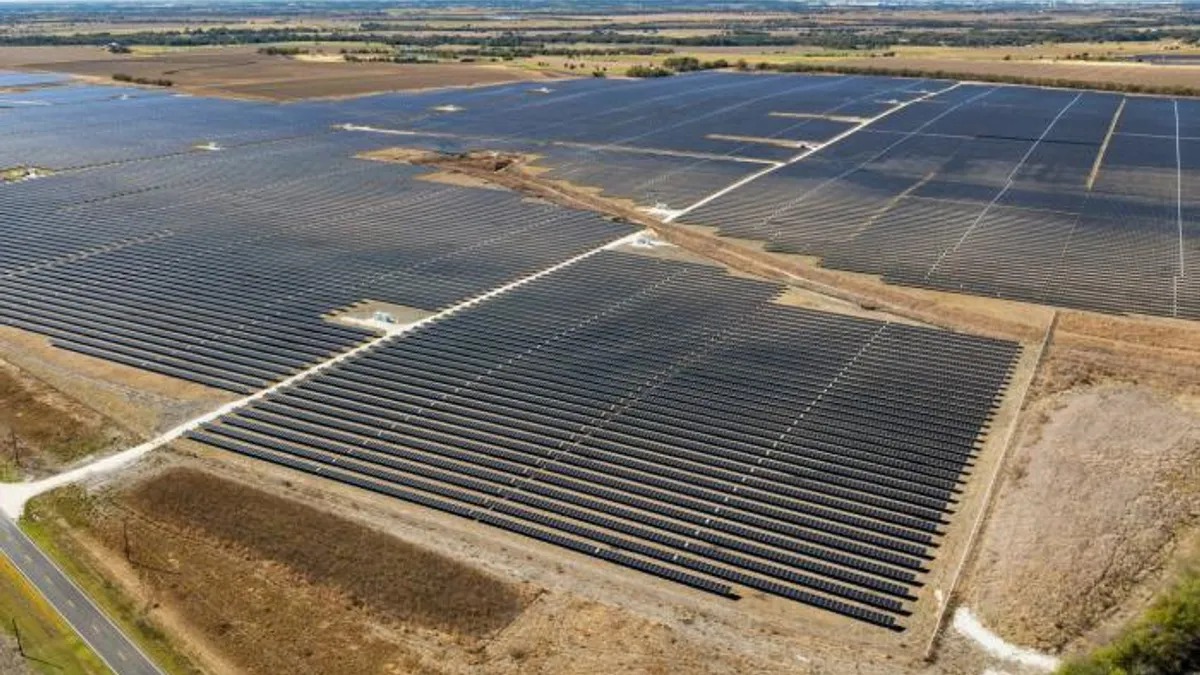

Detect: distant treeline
4,23,1199,51
756,60,1200,96
625,54,1200,95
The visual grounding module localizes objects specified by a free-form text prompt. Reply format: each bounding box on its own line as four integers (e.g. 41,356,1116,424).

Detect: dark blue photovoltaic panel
187,250,1020,630
683,84,1198,319
0,133,634,391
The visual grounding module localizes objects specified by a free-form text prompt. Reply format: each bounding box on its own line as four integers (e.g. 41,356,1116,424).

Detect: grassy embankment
21,488,202,675
1058,565,1200,674
0,554,112,675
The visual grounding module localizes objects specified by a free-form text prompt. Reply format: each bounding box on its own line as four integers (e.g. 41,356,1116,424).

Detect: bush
111,73,173,87
1058,570,1200,675
662,56,730,72
257,46,308,56
662,56,701,71
626,64,672,78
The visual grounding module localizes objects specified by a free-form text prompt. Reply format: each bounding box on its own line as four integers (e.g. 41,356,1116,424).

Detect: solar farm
2,62,1198,673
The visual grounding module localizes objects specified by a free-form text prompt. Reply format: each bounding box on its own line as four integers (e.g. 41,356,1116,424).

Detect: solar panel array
338,73,948,161
683,85,1200,319
0,71,67,88
535,146,765,211
0,68,1044,628
187,251,1020,629
0,133,633,392
331,73,951,211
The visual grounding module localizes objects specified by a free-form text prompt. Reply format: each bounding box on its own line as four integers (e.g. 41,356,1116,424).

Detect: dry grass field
0,45,545,100
21,463,828,675
956,314,1200,657
0,358,135,480
796,55,1200,91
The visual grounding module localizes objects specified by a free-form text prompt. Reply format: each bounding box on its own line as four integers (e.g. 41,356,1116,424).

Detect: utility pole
123,520,132,564
12,618,24,657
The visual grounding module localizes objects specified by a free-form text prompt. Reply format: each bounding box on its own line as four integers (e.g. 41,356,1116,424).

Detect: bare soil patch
325,299,435,331
0,357,135,480
0,45,542,101
964,384,1200,653
128,468,529,638
0,326,233,439
945,308,1200,660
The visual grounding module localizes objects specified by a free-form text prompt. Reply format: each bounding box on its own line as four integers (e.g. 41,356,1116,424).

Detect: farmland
1,2,1199,674
0,45,544,100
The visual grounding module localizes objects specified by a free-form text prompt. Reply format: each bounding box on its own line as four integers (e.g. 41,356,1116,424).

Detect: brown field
0,45,546,100
0,357,135,480
26,467,532,675
496,39,1200,85
23,462,844,675
957,318,1200,654
128,469,529,638
803,55,1200,91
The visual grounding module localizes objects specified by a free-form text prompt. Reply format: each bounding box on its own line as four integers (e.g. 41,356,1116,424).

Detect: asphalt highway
0,516,162,675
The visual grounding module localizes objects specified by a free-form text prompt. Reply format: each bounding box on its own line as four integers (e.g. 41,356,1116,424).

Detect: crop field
0,61,1194,649
0,45,542,100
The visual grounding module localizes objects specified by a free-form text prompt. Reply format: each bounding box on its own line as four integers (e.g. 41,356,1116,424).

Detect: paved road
0,516,162,675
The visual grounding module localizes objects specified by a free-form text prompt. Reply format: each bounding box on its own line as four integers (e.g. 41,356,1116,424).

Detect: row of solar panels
683,85,1200,320
0,135,634,391
188,251,1020,628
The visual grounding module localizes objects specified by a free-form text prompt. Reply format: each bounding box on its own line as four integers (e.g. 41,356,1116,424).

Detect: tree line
4,23,1198,51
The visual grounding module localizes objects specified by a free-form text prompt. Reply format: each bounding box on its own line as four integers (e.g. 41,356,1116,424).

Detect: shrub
1058,570,1200,675
257,46,308,56
111,73,172,87
626,64,672,78
662,56,730,72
